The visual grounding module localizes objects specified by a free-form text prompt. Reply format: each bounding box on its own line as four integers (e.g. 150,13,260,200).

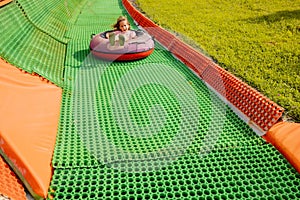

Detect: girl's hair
113,16,130,31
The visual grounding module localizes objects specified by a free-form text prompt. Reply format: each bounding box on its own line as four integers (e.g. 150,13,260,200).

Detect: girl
107,16,136,46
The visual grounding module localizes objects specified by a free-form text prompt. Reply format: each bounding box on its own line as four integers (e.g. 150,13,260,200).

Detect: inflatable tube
90,30,154,61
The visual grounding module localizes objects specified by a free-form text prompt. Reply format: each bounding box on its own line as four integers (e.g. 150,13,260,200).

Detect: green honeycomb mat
49,1,300,198
53,51,265,167
0,1,66,86
16,0,87,42
49,144,300,199
1,0,297,199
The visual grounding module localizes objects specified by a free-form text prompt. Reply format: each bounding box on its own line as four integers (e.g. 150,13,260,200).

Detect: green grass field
135,0,300,122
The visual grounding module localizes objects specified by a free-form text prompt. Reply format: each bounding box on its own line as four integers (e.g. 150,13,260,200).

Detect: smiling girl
107,16,136,46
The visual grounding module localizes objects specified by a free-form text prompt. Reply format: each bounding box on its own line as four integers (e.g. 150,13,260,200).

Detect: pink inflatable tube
90,30,154,61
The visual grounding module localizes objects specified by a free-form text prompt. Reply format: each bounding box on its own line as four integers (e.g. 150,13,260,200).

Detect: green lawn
135,0,300,122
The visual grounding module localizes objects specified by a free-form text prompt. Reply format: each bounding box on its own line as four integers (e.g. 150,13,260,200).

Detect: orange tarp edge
0,155,26,200
0,0,12,7
0,59,62,198
264,121,300,173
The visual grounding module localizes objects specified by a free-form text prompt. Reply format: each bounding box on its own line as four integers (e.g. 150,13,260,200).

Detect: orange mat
264,121,300,173
0,155,26,200
0,0,12,7
0,58,62,198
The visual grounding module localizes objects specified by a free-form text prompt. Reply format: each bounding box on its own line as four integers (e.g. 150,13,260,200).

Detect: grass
135,0,300,122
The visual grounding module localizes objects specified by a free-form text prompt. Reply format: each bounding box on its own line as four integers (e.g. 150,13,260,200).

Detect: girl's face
119,20,129,32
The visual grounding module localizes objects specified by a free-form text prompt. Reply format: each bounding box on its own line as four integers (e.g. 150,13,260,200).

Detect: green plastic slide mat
0,1,66,86
0,0,299,199
49,0,300,199
16,0,88,42
50,144,300,199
